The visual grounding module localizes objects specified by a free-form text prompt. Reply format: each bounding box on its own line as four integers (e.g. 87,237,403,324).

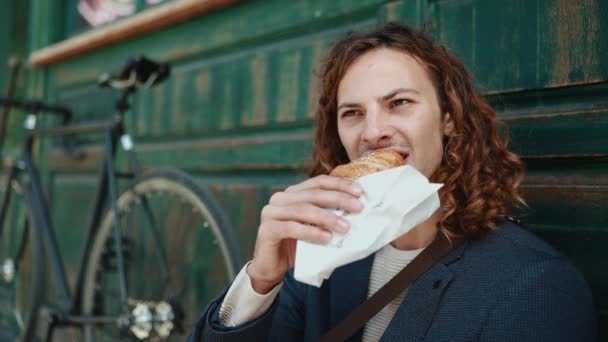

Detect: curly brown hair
309,22,525,239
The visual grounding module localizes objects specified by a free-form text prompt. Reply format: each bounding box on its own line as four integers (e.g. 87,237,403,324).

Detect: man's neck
390,209,440,250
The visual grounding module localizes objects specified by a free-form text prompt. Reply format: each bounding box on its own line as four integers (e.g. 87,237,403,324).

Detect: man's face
336,48,453,179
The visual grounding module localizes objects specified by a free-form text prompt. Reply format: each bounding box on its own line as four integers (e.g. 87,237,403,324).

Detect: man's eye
390,99,410,108
341,110,359,118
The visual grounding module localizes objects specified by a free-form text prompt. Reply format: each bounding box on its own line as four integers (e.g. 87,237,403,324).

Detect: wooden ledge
29,0,239,67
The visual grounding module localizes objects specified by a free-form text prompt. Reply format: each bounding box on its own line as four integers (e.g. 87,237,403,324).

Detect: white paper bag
294,165,442,287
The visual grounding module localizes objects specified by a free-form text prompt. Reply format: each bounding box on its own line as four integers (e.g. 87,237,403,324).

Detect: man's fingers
276,221,332,245
284,175,363,197
261,203,350,234
268,189,363,213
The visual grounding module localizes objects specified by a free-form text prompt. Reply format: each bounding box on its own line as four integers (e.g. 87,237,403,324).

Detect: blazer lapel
328,253,375,342
380,240,469,341
380,263,453,341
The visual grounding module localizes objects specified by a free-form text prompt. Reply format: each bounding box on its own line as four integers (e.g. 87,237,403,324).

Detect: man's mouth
361,147,410,162
378,147,410,161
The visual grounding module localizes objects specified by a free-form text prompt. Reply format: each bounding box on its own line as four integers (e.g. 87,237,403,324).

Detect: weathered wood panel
431,0,608,92
2,0,605,339
494,84,608,158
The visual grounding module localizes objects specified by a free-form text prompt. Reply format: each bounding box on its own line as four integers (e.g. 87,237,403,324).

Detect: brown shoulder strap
320,234,466,342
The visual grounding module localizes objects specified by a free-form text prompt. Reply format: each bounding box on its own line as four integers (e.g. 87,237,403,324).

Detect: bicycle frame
0,88,171,329
21,118,128,315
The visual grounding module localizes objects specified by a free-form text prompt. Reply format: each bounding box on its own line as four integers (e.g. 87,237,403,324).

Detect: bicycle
0,56,242,341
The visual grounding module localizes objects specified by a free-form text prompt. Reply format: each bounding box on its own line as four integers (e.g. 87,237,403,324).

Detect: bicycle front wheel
0,178,44,342
81,168,241,341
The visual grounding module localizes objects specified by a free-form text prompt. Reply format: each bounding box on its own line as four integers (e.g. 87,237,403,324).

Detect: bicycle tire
0,179,44,342
81,168,241,341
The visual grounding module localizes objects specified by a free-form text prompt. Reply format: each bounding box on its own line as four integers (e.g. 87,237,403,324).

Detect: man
189,22,596,341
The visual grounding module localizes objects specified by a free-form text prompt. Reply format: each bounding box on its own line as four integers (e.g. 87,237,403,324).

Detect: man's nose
361,111,392,145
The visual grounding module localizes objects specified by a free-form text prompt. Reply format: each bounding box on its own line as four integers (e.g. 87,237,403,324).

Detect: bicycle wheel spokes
82,169,240,341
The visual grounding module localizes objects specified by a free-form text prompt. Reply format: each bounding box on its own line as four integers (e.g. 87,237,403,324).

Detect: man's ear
442,112,455,136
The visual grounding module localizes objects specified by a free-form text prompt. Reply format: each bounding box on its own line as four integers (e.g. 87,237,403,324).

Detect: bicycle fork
102,128,181,339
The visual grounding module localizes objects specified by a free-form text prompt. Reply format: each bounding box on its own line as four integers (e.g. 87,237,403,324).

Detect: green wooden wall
1,0,606,339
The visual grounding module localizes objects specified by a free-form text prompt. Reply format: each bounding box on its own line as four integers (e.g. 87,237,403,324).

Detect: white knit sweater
219,244,424,341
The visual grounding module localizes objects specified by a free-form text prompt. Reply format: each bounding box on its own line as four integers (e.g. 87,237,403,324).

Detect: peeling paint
307,41,325,119
196,70,211,99
136,92,148,135
549,0,601,85
172,72,186,133
381,0,400,23
221,69,234,130
152,84,164,136
195,70,211,130
276,50,302,123
245,53,268,126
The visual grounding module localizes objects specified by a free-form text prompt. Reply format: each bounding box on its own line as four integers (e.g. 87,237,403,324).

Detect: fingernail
322,231,332,243
337,218,350,233
351,184,363,195
350,198,363,211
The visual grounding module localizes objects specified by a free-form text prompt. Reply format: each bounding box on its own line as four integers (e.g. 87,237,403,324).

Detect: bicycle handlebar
0,98,85,160
0,98,73,124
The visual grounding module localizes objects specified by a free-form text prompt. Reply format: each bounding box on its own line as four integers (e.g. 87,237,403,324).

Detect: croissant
329,150,405,181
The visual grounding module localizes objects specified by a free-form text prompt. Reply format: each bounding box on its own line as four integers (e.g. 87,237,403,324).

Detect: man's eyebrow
337,88,420,110
381,88,420,100
337,102,359,111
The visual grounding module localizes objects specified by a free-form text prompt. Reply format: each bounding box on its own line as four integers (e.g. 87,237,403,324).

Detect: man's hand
247,175,364,294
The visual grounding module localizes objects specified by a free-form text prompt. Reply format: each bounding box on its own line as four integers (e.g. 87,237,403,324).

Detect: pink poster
78,0,166,27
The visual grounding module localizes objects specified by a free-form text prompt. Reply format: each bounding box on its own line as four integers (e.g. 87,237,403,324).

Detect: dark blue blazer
190,222,597,341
